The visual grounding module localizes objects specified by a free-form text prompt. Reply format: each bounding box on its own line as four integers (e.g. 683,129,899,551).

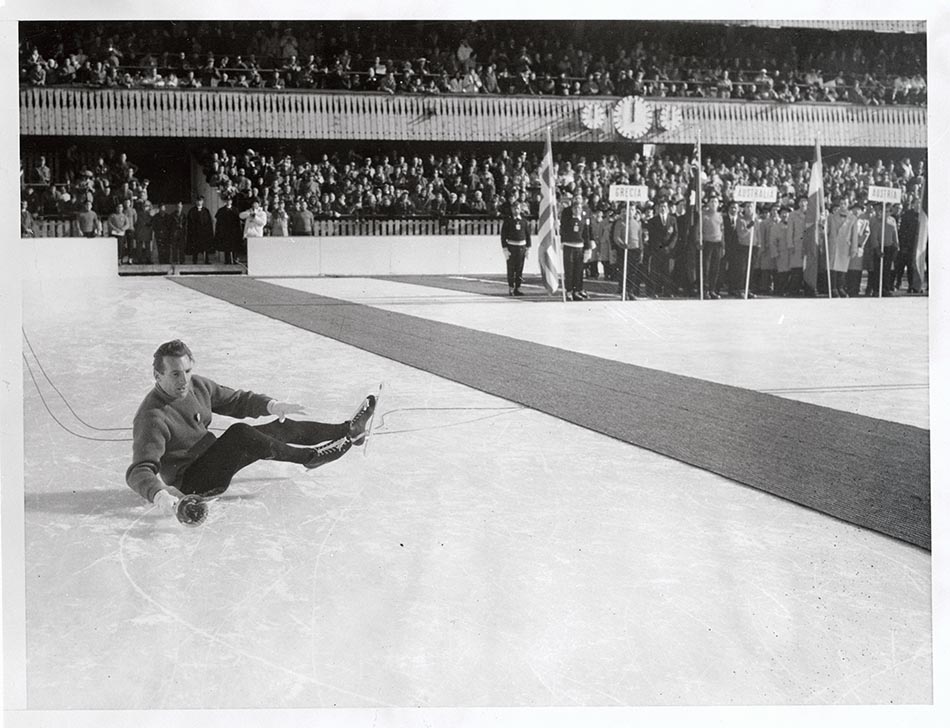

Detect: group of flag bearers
513,132,927,301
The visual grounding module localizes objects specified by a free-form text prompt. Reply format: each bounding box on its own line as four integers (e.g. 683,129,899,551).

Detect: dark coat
186,206,215,254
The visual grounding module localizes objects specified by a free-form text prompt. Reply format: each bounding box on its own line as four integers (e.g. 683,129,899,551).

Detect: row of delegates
120,196,240,266
578,198,680,300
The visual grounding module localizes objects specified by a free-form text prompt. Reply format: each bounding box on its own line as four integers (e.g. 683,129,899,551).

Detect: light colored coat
828,211,856,273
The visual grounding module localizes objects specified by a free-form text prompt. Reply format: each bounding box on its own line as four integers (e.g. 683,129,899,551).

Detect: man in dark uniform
646,197,679,297
215,197,243,264
185,196,215,264
559,195,592,301
894,199,918,292
152,203,173,264
500,200,532,296
168,201,187,264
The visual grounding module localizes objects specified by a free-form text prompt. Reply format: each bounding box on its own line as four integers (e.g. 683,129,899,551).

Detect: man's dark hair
153,339,194,372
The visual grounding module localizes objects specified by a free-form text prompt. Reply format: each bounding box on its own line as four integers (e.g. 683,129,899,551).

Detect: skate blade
362,381,384,458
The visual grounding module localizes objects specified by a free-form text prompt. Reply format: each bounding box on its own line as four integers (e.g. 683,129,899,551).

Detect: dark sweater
126,374,272,502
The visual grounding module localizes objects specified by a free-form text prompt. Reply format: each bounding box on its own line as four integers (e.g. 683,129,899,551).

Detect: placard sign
868,186,902,204
609,184,650,202
733,186,778,203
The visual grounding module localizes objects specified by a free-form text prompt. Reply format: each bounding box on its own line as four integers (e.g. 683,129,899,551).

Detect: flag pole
879,201,886,298
622,200,630,301
823,213,832,299
559,214,567,304
744,202,756,299
696,130,704,300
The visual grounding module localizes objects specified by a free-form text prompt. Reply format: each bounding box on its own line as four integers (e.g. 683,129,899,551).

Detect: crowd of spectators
197,145,927,225
20,144,926,230
20,144,927,297
20,147,151,221
19,20,927,105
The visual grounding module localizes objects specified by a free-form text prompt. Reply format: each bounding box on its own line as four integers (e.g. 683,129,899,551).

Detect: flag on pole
805,139,825,292
805,139,824,230
537,127,560,294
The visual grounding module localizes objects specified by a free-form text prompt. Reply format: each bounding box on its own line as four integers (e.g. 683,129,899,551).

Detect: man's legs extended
180,419,349,497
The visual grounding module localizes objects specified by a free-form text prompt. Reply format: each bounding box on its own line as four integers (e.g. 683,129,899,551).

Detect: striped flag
537,127,560,294
804,139,825,291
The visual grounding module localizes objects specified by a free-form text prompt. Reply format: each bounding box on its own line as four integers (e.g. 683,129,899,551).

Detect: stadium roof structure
685,19,925,33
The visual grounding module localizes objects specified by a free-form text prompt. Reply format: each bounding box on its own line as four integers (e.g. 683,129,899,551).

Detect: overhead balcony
20,86,926,148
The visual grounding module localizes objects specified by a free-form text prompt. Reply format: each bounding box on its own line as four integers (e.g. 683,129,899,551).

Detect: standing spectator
500,199,531,296
701,194,724,298
866,202,899,296
132,200,155,264
74,199,101,238
733,202,758,298
215,197,243,264
152,203,173,264
559,195,592,301
239,198,268,261
786,197,808,297
269,200,290,236
290,199,315,236
595,206,619,282
107,201,132,263
32,156,51,188
722,200,742,296
21,200,35,237
757,205,779,295
586,208,608,280
771,206,792,296
846,200,871,297
894,200,918,292
185,195,215,264
646,197,679,298
168,201,187,264
612,204,644,299
675,197,698,296
827,199,855,297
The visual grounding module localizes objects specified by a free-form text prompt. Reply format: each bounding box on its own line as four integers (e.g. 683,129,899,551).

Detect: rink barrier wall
19,236,520,279
21,237,117,280
247,235,523,277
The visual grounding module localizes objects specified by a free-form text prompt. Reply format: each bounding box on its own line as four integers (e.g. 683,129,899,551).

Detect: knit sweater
126,374,272,502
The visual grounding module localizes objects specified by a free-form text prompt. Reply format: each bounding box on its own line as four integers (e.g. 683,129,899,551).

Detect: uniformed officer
501,200,532,296
560,195,592,301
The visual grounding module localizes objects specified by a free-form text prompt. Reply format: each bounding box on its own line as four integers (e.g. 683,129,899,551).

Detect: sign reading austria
733,186,778,203
868,186,903,204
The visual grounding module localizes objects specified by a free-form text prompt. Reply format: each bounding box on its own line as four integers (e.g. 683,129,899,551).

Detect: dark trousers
702,242,724,294
893,249,914,290
180,418,348,497
506,245,527,290
867,247,897,293
563,245,585,293
785,268,804,296
731,245,755,294
646,248,675,296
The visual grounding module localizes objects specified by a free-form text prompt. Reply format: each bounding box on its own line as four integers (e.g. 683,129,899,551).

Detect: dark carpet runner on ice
175,276,931,550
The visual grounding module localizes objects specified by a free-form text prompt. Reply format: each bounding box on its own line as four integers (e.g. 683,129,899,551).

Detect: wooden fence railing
20,87,927,147
30,215,509,239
